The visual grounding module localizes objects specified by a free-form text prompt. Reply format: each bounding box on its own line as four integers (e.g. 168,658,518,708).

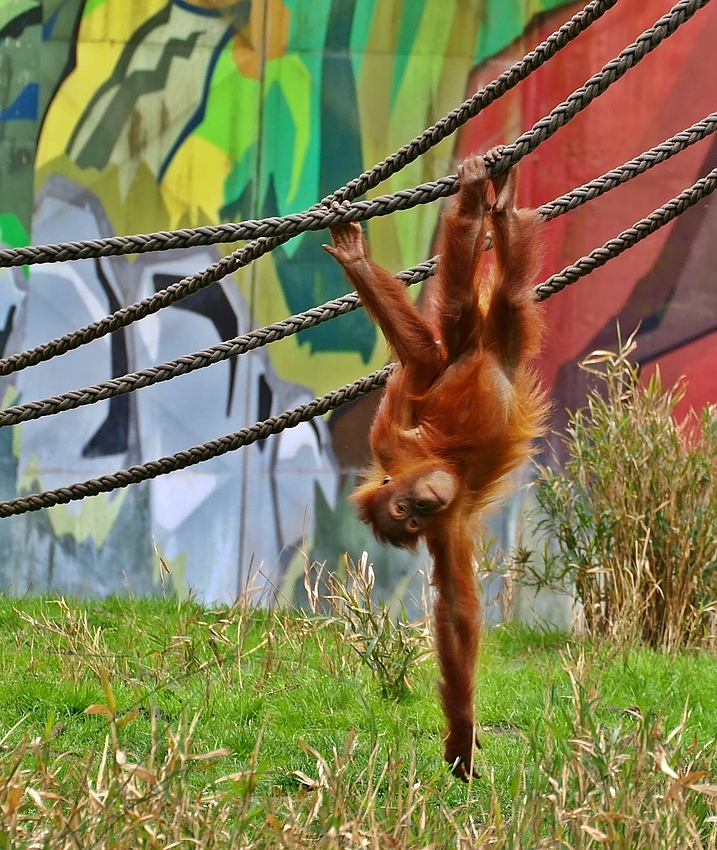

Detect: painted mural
0,0,715,606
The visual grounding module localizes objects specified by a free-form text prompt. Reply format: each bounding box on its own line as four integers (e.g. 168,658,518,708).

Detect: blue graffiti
0,83,39,122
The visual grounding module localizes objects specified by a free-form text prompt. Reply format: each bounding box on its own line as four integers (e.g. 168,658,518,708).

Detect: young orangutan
323,146,547,780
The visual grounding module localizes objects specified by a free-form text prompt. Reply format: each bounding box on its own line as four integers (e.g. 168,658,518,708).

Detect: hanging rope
0,369,393,517
535,168,717,300
0,114,714,429
539,114,717,222
0,0,619,271
2,165,715,518
0,0,713,518
0,0,707,381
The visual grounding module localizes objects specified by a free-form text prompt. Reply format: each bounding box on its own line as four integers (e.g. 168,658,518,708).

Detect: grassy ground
1,570,717,847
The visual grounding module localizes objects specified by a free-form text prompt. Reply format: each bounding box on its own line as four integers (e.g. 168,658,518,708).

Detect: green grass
1,583,717,848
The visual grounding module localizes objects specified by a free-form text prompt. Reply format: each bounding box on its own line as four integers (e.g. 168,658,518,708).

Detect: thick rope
1,114,714,429
0,0,710,515
473,0,712,178
539,113,717,222
0,369,392,517
2,165,716,517
535,167,717,300
0,0,705,382
0,0,619,272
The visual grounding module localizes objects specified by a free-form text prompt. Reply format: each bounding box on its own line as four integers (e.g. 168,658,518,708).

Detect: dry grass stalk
2,648,715,848
302,552,432,699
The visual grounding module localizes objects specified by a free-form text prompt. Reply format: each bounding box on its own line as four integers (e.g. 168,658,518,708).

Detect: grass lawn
1,579,716,848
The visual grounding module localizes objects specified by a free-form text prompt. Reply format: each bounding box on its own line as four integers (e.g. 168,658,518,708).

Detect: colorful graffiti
0,0,715,603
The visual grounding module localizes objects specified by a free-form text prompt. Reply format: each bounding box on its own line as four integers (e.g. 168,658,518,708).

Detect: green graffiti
196,47,260,161
265,55,312,210
392,0,429,109
0,0,37,33
348,0,376,80
0,213,29,249
474,0,576,66
285,0,332,54
82,0,108,18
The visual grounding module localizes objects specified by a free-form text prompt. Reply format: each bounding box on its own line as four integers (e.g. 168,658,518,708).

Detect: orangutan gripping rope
324,147,547,780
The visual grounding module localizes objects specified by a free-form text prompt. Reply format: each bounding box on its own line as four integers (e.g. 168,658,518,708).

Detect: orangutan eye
381,476,391,486
394,502,407,516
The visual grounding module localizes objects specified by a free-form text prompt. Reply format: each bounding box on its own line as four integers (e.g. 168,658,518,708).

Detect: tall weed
527,332,717,649
303,552,431,699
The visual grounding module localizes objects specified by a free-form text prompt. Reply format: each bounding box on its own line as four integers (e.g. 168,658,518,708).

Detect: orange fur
327,152,548,780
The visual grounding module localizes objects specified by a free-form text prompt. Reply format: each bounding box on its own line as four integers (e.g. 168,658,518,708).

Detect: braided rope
0,0,705,382
539,113,717,221
1,114,715,429
473,0,712,178
325,0,620,202
0,368,392,517
0,0,618,272
3,164,716,517
0,0,711,517
536,167,717,300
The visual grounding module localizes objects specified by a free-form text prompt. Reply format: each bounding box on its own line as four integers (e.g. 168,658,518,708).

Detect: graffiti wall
0,0,715,605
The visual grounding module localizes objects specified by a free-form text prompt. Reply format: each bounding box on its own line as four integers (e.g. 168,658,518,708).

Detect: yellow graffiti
161,135,233,231
36,0,165,170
